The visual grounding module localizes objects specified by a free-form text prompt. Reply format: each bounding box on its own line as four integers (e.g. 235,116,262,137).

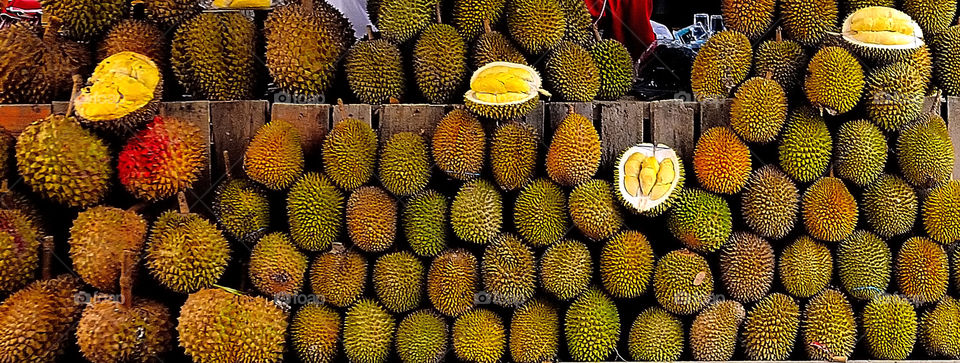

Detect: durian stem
177,192,190,214
366,25,375,41
65,74,82,117
435,1,442,24
337,98,346,122
775,27,782,42
566,104,575,115
119,250,135,309
483,18,492,34
127,202,148,213
302,0,313,11
764,71,773,80
0,180,9,210
41,236,53,280
223,151,233,179
330,242,345,253
592,23,602,42
213,284,245,296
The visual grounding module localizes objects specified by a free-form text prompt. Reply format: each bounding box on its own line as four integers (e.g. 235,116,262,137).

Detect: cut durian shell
464,61,551,121
615,143,682,214
75,51,162,133
841,6,924,63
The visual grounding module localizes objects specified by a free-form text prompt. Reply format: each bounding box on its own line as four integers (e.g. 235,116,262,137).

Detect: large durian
41,0,124,41
74,52,163,133
171,12,257,100
346,28,405,104
0,20,90,104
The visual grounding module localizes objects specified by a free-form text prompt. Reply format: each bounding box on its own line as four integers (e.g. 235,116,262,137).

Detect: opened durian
464,62,550,121
74,52,162,133
615,144,682,215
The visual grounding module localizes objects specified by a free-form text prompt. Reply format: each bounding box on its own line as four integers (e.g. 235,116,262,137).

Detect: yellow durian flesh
464,62,543,106
616,144,681,213
212,0,271,8
75,51,160,121
842,6,924,49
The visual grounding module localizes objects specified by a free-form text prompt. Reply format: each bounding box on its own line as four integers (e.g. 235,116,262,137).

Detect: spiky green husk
920,297,960,359
510,298,559,363
490,123,538,191
403,190,449,257
564,287,620,361
427,249,478,317
414,24,468,103
896,237,949,304
862,174,918,238
780,0,839,46
803,289,858,360
862,295,918,359
482,233,536,306
599,230,654,299
865,62,925,131
287,172,344,251
395,310,448,363
343,299,395,363
213,178,270,244
923,180,960,245
591,39,633,100
742,293,800,360
719,232,774,302
653,249,714,315
628,307,684,361
374,251,425,313
323,118,378,191
171,12,256,100
691,30,752,100
309,247,367,307
290,304,340,363
452,309,506,363
451,180,503,245
569,179,624,241
668,188,732,253
838,230,892,300
540,239,592,301
897,114,955,189
778,107,833,183
248,232,307,297
741,165,799,240
379,132,430,197
145,211,230,293
834,119,888,186
346,39,406,104
545,41,600,101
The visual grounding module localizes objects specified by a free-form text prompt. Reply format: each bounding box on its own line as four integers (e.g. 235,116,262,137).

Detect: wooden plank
546,102,595,140
270,103,329,165
0,104,51,135
379,104,447,144
51,101,68,115
332,104,373,127
211,100,268,183
700,98,731,133
650,99,696,158
158,101,213,206
519,102,546,140
948,96,960,179
923,95,942,115
597,101,646,170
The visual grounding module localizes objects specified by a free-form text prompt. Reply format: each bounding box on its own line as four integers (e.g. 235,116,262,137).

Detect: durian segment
843,7,924,48
615,143,681,214
75,52,161,122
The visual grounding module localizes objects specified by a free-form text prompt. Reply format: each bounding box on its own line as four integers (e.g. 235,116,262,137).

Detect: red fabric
585,0,655,58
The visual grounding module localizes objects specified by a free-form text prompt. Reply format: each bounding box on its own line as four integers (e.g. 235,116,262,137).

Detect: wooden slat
700,98,731,133
0,104,51,135
270,103,330,164
597,101,646,170
332,104,373,127
948,97,960,179
211,100,268,182
519,102,546,140
923,95,942,115
159,102,213,205
379,104,447,144
650,99,696,158
546,102,595,140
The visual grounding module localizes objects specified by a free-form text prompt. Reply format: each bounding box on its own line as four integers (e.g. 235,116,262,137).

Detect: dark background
655,0,721,29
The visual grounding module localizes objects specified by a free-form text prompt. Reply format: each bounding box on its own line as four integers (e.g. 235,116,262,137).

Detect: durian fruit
560,0,593,44
564,287,620,361
802,177,858,242
778,236,833,298
0,21,90,104
76,296,175,363
903,0,958,35
730,77,788,143
97,20,167,67
427,249,478,317
507,0,565,55
864,62,925,131
599,230,654,299
472,25,527,68
0,210,40,293
778,107,833,183
395,309,448,363
896,236,949,303
452,0,507,43
920,297,960,359
545,41,600,101
118,116,205,200
16,114,111,207
309,245,367,307
755,31,809,93
742,293,801,360
569,179,624,241
843,0,895,14
213,178,271,244
628,307,684,361
897,114,955,188
143,0,198,28
668,188,732,253
693,126,752,194
911,45,935,90
491,123,538,191
145,209,231,293
653,249,714,315
805,46,865,114
834,119,888,186
690,300,745,361
244,120,305,191
615,143,684,216
722,0,776,40
590,35,634,100
452,308,506,363
290,304,340,363
741,165,800,240
288,172,344,251
931,25,960,95
451,180,503,245
323,118,378,191
432,109,486,180
0,276,83,363
719,232,775,302
403,189,449,257
691,30,753,100
840,7,925,63
954,248,960,295
415,23,468,103
540,239,591,300
343,299,395,363
373,0,434,44
180,288,287,363
510,298,559,363
780,0,839,46
248,232,308,298
171,12,256,100
482,233,536,306
41,0,123,41
802,289,858,360
838,230,893,300
379,132,431,197
346,30,406,104
862,294,918,359
68,206,147,292
373,251,425,313
862,174,918,237
546,110,601,186
266,2,355,98
923,180,960,244
464,62,547,121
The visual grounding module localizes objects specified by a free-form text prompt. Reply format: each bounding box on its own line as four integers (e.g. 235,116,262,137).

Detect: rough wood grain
519,102,546,140
211,101,268,182
159,102,213,206
271,103,330,163
50,101,68,115
597,101,646,170
948,97,960,179
924,95,942,115
700,98,731,133
332,104,373,127
650,100,696,158
0,104,51,135
379,104,447,144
